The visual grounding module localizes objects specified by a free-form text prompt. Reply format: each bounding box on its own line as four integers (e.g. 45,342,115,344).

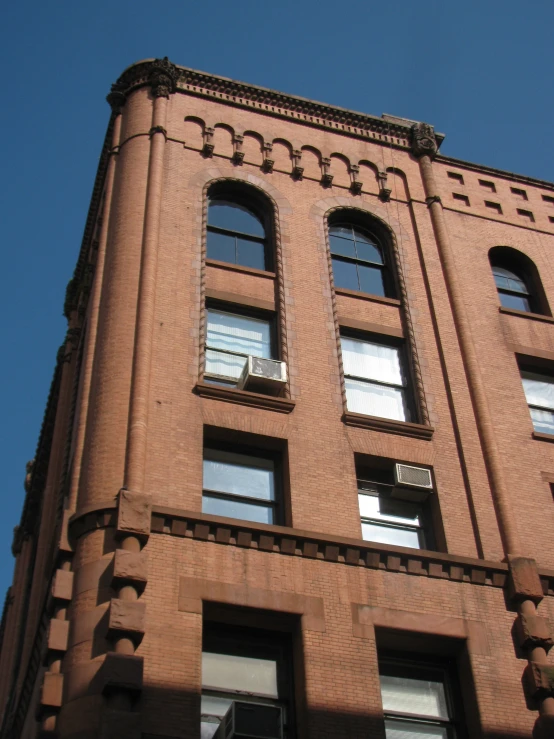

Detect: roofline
435,154,554,191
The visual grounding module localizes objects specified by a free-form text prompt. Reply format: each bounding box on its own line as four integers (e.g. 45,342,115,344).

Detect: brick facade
1,57,554,738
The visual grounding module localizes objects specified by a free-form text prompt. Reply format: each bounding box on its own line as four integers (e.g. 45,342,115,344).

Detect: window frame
202,441,283,525
329,221,394,298
520,367,554,436
489,247,550,317
207,190,274,272
201,623,296,739
204,302,278,387
340,331,414,423
358,479,432,550
379,654,465,739
491,264,532,312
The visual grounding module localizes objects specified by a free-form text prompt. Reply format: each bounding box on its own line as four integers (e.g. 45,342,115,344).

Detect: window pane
208,201,265,237
499,292,530,312
207,230,236,263
237,238,266,271
355,239,383,265
358,494,421,526
358,264,386,296
329,225,354,239
522,373,554,410
330,233,356,258
492,266,528,294
205,349,246,380
201,695,233,720
202,494,274,524
342,338,403,385
203,451,275,501
361,521,421,549
384,719,448,739
346,379,408,421
530,407,554,435
207,310,272,358
202,652,278,697
380,674,449,719
332,258,359,290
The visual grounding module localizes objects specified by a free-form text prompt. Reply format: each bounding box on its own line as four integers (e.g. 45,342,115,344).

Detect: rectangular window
202,623,294,738
341,336,411,422
478,179,496,192
205,308,273,386
484,201,502,215
521,370,554,435
452,193,470,206
380,657,461,738
511,186,528,200
542,194,554,205
203,446,280,524
447,172,464,185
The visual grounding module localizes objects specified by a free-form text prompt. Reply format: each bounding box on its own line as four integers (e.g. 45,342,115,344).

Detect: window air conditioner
214,701,283,739
392,463,433,503
237,357,287,395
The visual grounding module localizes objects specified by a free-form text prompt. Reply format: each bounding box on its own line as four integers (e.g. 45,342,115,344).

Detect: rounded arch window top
207,186,272,272
492,265,529,296
489,246,549,316
329,224,384,266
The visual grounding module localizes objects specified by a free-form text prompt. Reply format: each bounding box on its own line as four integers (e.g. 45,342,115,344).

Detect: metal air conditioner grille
395,464,432,489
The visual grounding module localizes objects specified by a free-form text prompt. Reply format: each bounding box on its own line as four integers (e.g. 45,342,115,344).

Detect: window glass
342,338,403,385
359,493,423,548
355,239,383,265
203,451,275,501
384,719,448,739
492,266,528,294
207,230,235,264
202,652,278,697
202,495,274,524
207,310,271,358
330,232,356,258
345,379,407,421
522,373,554,410
361,521,421,548
499,292,530,312
208,201,265,237
380,674,449,719
236,238,265,271
358,494,421,526
205,349,247,381
332,258,359,291
358,264,386,296
530,407,554,435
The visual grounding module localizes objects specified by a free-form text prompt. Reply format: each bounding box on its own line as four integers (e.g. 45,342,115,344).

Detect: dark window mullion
208,224,266,244
361,517,422,533
331,253,384,268
345,373,406,391
205,346,249,360
203,488,276,508
528,402,554,413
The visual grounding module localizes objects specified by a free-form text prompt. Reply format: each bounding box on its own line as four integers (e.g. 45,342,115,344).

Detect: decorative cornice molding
111,59,445,150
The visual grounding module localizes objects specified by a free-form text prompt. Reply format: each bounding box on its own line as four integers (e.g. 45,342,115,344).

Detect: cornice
112,58,445,151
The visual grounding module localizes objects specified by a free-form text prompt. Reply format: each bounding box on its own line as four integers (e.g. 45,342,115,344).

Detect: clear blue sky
0,0,552,599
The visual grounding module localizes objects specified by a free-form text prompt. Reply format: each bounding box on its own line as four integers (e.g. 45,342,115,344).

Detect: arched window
207,186,271,272
329,219,393,298
489,247,549,315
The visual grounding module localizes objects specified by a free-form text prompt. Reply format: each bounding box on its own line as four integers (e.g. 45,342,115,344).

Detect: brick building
1,56,554,739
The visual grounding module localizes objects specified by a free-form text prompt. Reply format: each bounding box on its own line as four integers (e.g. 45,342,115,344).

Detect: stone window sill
195,382,295,413
343,411,434,440
499,306,554,324
532,431,554,444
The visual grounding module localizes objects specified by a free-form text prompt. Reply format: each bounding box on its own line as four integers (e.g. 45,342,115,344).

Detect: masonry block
99,709,142,739
117,490,152,540
514,614,553,651
112,549,148,591
47,618,69,652
101,652,144,695
507,556,543,604
107,598,146,640
51,569,74,602
523,662,554,701
41,672,64,708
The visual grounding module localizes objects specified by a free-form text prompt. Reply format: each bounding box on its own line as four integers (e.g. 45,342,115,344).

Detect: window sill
532,431,554,443
499,306,554,324
343,411,434,440
335,287,401,307
206,258,276,280
195,382,295,413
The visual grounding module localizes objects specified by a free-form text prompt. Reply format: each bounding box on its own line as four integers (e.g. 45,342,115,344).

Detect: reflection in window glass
521,371,554,434
207,199,268,269
329,223,387,296
492,265,531,312
358,493,425,549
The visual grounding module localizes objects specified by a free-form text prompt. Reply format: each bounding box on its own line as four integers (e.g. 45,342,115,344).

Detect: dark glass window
207,198,269,271
521,370,554,435
330,224,388,297
492,265,531,312
202,624,295,738
203,443,282,525
379,657,463,739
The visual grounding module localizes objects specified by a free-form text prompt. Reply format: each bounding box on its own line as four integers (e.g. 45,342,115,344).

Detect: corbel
349,164,363,195
262,142,274,173
116,489,152,543
377,170,392,202
232,134,244,165
202,127,215,158
292,150,304,180
107,598,146,645
321,158,333,187
507,556,544,605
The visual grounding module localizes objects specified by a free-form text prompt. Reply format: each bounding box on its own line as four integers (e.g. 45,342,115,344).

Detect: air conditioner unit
213,701,283,739
237,357,287,395
392,463,433,503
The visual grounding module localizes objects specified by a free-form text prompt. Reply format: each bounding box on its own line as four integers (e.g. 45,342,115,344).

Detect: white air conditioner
213,701,283,739
237,356,287,395
392,463,434,503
